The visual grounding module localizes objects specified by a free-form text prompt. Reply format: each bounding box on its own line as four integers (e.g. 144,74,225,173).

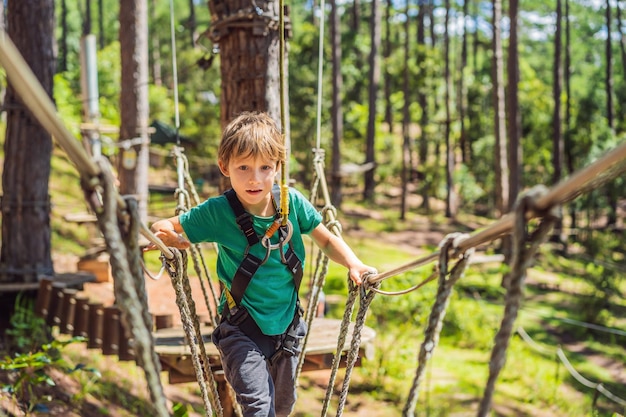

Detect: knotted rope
477,185,560,417
87,158,169,417
162,247,223,417
402,233,474,417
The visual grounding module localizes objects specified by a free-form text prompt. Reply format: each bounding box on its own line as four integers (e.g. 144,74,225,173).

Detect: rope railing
0,31,174,260
368,140,626,285
517,327,626,407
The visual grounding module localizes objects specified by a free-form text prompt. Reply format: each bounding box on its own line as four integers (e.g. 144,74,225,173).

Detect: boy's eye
238,166,248,171
262,165,273,171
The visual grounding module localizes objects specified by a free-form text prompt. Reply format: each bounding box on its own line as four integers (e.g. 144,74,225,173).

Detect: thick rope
477,185,560,417
87,158,169,417
320,279,359,417
335,277,381,417
402,233,474,417
173,148,220,324
163,248,222,417
295,243,331,384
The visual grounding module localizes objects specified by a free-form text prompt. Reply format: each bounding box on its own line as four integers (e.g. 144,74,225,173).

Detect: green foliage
1,333,94,413
4,294,50,355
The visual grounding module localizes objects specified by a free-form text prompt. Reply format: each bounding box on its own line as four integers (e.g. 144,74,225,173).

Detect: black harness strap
224,186,303,307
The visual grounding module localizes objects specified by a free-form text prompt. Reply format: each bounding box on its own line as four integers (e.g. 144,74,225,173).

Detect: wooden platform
154,318,376,384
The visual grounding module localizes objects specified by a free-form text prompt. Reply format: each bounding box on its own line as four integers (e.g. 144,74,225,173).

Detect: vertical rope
315,0,326,151
402,233,474,417
278,0,290,225
477,186,560,417
163,248,223,417
88,159,169,417
173,148,220,324
335,278,380,417
321,279,359,417
295,248,330,383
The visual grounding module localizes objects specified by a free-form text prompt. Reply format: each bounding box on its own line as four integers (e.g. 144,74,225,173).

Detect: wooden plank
153,318,376,384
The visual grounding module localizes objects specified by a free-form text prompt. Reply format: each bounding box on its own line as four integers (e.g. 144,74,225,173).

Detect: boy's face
218,153,279,216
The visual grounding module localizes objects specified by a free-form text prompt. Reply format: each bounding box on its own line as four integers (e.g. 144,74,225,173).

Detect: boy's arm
310,223,376,285
146,216,191,250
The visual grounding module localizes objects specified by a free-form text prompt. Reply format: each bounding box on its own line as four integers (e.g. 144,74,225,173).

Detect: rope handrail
0,31,174,260
368,140,626,285
517,327,626,407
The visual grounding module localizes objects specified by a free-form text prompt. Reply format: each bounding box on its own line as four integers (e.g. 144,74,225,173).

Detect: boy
149,111,375,416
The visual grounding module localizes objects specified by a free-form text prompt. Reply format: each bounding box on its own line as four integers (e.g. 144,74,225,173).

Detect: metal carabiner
261,219,293,251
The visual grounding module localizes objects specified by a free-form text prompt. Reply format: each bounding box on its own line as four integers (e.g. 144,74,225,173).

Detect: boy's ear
218,160,229,177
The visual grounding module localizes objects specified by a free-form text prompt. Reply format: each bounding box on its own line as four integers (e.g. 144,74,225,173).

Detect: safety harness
220,185,304,361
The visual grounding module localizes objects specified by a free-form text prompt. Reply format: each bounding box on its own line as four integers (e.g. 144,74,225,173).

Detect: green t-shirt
179,187,322,335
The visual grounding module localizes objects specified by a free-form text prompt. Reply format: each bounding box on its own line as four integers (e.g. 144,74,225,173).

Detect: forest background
0,0,625,415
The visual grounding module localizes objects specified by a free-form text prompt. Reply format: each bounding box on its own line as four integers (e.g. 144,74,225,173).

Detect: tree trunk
417,3,430,211
60,0,68,72
553,0,563,186
564,0,576,230
383,0,393,133
118,0,150,223
150,0,162,87
208,0,288,128
1,0,55,283
605,0,614,130
400,3,411,220
444,0,456,218
363,0,381,201
507,0,521,212
188,0,197,47
83,0,92,35
330,0,344,207
617,1,626,74
504,0,521,264
98,0,105,48
492,0,508,217
458,0,469,164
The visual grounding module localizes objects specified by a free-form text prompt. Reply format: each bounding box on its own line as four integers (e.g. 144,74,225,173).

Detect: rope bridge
1,28,626,417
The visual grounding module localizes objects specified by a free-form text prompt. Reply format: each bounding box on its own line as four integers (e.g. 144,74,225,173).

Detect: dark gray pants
212,317,307,417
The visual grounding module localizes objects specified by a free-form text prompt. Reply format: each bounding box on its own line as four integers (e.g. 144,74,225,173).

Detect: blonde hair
218,112,285,167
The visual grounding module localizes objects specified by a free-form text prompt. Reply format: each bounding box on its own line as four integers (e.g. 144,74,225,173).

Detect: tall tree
83,0,92,35
416,2,430,211
363,0,381,201
188,0,197,47
118,0,150,223
444,0,456,218
605,0,614,130
330,0,344,207
492,0,509,217
150,0,162,87
60,0,69,71
98,0,105,48
400,2,411,220
1,0,55,283
458,0,469,163
564,0,576,230
617,1,626,73
553,0,564,186
507,0,521,212
383,0,393,133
